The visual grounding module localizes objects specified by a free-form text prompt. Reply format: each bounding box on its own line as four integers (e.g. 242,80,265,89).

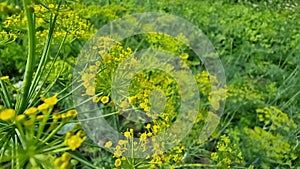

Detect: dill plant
0,0,95,168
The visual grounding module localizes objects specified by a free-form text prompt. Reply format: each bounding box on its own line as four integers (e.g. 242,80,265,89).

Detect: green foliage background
0,0,299,168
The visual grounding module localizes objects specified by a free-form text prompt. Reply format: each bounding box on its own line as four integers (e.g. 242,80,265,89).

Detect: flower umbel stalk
18,0,36,114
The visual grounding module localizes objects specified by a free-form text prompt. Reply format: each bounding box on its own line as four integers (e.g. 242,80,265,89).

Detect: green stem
18,0,35,114
70,154,97,169
37,107,53,139
41,122,65,145
0,71,12,108
42,144,64,153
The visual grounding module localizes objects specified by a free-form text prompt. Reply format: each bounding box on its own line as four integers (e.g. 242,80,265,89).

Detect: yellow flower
153,125,160,133
124,131,131,138
54,158,63,167
180,53,189,60
52,113,61,121
139,102,147,109
24,107,38,115
104,141,113,148
66,110,77,118
37,103,50,111
61,113,68,119
0,76,9,80
140,133,147,141
92,96,100,102
81,73,95,83
48,4,55,9
44,94,58,106
34,5,41,13
96,61,101,66
113,150,122,158
0,109,15,120
128,96,136,103
36,115,44,121
118,140,128,145
83,81,90,88
146,123,151,129
76,130,86,138
60,162,70,169
114,159,122,167
66,135,84,150
101,96,110,104
119,100,129,109
37,18,44,24
85,86,95,96
89,65,98,72
16,114,26,121
61,152,71,161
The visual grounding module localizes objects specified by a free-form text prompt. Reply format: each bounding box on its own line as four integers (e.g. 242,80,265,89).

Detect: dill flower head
64,130,86,151
66,135,83,151
52,113,61,121
66,110,77,118
16,114,26,121
124,131,131,138
36,115,44,121
0,76,9,80
115,158,122,167
104,141,113,148
37,103,50,111
24,107,38,115
85,86,95,96
61,152,71,161
100,96,110,104
48,4,55,9
140,133,147,141
0,108,15,121
43,94,58,106
54,152,71,169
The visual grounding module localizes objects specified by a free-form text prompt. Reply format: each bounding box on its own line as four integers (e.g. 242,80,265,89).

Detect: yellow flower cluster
93,96,110,104
211,135,244,168
53,110,78,121
54,152,71,169
64,130,86,151
0,75,9,80
244,126,298,165
256,106,297,132
0,108,15,121
148,144,185,168
13,94,59,128
0,31,16,45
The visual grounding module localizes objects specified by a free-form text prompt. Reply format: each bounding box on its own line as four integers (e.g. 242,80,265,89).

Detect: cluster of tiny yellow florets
12,94,75,126
79,37,133,102
0,106,15,121
85,36,192,168
33,3,94,39
257,106,297,132
0,92,83,168
104,123,186,168
211,135,244,168
54,152,72,169
64,129,87,151
0,30,17,45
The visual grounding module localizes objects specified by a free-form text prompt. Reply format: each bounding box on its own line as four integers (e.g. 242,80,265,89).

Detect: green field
0,0,299,168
